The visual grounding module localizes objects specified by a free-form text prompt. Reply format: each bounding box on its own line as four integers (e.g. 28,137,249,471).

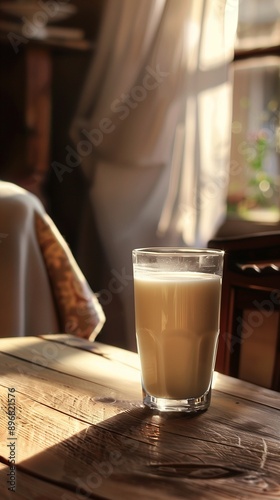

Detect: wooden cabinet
0,42,52,200
0,0,103,202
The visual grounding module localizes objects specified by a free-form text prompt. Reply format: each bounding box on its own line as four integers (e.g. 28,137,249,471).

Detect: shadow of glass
0,405,232,499
2,401,280,499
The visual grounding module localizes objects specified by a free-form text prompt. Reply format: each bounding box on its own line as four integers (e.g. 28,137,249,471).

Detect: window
227,0,280,223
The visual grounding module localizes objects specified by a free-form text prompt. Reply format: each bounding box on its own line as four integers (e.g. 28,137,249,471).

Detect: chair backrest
0,181,105,340
208,231,280,391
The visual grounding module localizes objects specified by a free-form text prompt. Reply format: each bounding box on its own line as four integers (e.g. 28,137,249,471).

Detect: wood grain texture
0,462,86,500
0,335,280,499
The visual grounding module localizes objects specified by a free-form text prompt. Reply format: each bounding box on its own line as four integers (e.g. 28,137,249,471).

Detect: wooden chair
208,232,280,391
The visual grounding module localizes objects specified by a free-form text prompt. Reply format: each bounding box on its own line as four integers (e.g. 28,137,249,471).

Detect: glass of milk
132,247,224,413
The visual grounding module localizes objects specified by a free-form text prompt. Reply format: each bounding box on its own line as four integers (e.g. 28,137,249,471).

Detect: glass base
143,388,211,414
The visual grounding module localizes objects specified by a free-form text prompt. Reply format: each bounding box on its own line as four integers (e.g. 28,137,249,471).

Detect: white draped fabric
70,0,239,350
0,182,105,339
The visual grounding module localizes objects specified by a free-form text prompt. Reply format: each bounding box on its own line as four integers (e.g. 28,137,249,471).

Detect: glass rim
132,247,224,257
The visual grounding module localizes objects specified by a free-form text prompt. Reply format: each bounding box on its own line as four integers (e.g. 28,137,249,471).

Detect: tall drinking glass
132,248,224,413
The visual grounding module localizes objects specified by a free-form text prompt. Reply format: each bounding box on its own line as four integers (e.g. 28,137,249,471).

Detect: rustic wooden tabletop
0,334,279,499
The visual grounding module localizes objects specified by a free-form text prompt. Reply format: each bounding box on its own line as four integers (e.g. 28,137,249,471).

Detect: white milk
134,271,221,399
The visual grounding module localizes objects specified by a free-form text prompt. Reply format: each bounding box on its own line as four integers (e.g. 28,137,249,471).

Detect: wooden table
0,334,280,500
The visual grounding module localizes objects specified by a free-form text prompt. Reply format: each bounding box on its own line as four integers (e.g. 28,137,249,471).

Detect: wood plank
1,358,280,499
1,388,280,499
39,334,140,370
213,372,280,410
1,337,280,499
0,351,142,425
0,336,142,399
0,462,90,500
1,336,279,411
1,351,280,445
40,335,280,410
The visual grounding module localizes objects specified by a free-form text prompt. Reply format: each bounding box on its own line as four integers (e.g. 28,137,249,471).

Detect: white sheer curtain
71,0,239,350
